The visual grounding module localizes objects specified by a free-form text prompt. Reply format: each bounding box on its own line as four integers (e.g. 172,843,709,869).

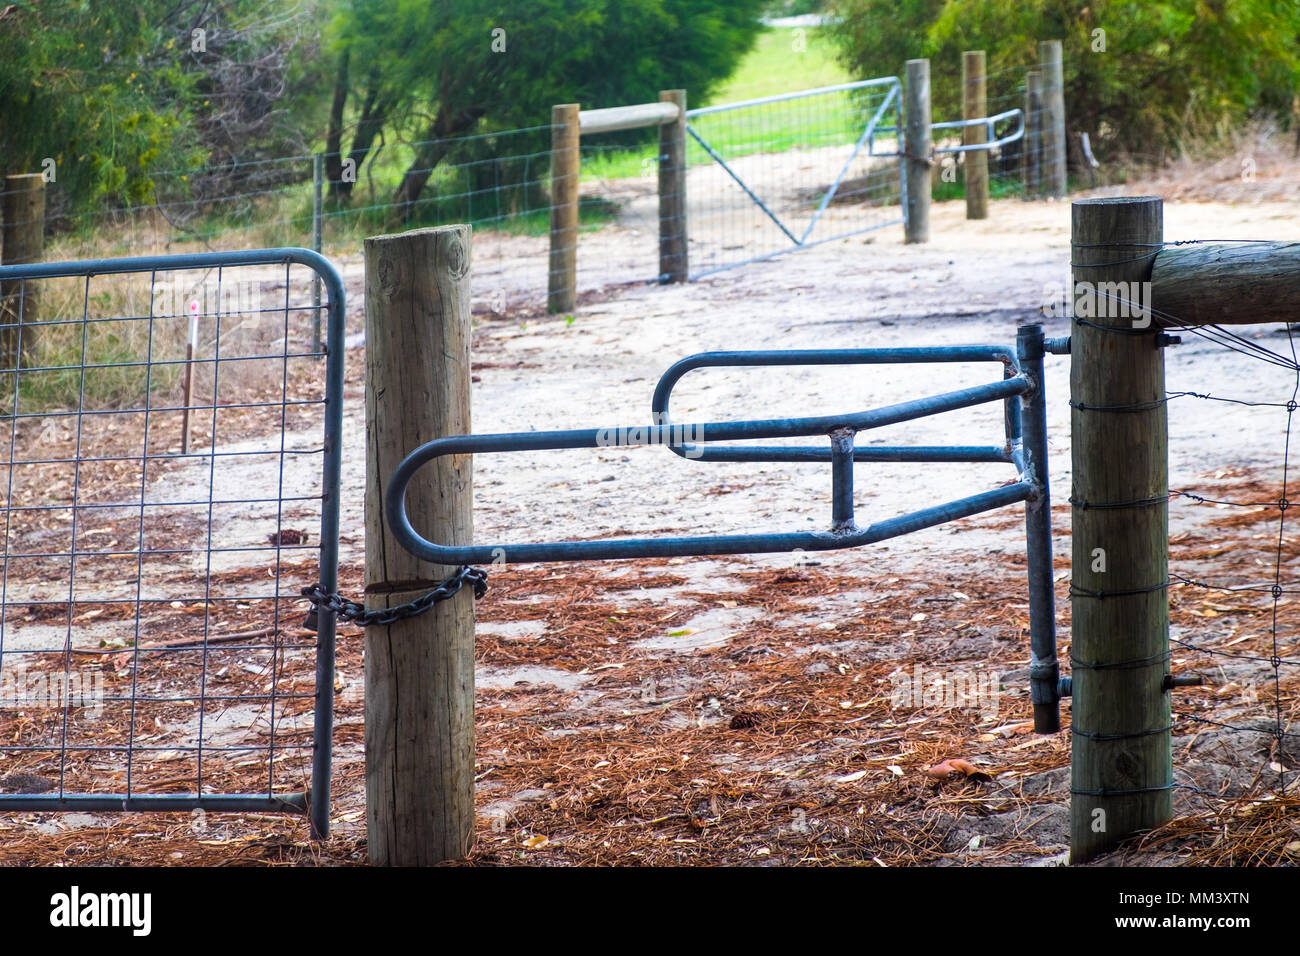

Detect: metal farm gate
387,326,1063,733
1,243,1065,844
0,249,344,838
683,77,907,278
680,76,1025,279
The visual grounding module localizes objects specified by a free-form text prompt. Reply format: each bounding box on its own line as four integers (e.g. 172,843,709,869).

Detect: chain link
301,566,488,628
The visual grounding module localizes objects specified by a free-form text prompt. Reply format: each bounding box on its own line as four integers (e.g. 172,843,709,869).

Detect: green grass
580,25,880,183
710,24,851,103
931,170,1036,203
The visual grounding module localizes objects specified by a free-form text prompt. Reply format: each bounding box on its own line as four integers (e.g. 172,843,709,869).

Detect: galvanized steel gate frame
684,77,907,280
389,324,1063,733
1,246,1061,840
0,249,344,838
682,77,1027,281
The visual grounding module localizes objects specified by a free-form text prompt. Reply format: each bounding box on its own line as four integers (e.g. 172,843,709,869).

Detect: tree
322,0,768,215
831,0,1300,168
0,0,321,220
0,2,199,211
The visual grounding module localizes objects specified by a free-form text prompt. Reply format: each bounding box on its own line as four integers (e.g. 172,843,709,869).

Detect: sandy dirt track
3,183,1299,866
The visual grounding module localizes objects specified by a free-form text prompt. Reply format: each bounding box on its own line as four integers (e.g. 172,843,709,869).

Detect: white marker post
181,306,199,454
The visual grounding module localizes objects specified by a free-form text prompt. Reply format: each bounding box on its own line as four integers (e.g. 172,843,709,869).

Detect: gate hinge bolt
1154,333,1181,348
1162,673,1203,691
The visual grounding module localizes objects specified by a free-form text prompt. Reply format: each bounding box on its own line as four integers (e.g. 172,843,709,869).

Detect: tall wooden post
1069,196,1171,862
658,89,688,283
1,173,46,369
903,59,931,243
364,224,476,865
548,103,580,314
1040,40,1067,198
1023,71,1043,199
962,51,988,220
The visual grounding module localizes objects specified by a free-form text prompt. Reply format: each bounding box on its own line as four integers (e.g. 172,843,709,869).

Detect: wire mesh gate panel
684,78,906,279
0,249,343,838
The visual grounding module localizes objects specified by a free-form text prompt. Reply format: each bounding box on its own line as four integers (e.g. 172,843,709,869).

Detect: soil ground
3,168,1300,865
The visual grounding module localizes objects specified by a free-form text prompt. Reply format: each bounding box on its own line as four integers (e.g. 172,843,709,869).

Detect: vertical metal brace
830,426,856,531
1016,323,1060,732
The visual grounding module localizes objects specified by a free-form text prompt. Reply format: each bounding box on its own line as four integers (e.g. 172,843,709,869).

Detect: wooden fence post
903,58,931,243
962,51,988,220
1069,196,1172,862
548,103,580,314
364,224,476,865
1023,70,1042,199
1040,40,1067,198
1,173,46,369
658,89,688,283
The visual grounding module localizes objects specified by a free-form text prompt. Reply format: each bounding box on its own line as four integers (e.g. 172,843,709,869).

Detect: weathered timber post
364,224,476,865
962,50,988,220
903,59,931,243
548,103,580,314
1,173,46,369
1150,242,1300,324
1040,40,1067,198
1023,71,1043,199
658,89,688,282
1069,196,1171,863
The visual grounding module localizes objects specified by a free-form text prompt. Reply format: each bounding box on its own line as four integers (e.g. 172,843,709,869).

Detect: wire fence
7,79,925,316
0,251,342,835
1164,326,1297,802
1083,242,1299,830
985,60,1047,198
5,66,1079,323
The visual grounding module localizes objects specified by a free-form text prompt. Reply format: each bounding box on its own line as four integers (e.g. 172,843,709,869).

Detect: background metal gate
683,77,907,278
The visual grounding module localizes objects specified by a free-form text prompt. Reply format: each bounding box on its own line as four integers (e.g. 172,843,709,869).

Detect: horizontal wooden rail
579,101,681,135
1151,241,1300,326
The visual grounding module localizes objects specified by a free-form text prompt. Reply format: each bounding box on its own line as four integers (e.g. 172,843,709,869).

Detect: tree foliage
831,0,1300,165
0,0,318,216
323,0,768,211
0,2,198,209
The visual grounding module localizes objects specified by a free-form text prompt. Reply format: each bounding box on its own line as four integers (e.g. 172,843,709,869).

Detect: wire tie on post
1070,651,1170,671
1068,580,1170,600
1068,493,1168,511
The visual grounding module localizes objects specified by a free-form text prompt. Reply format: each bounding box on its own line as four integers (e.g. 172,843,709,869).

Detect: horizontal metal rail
685,76,901,118
387,367,1031,565
388,329,1060,733
650,347,1020,463
871,108,1025,157
932,107,1025,154
0,793,308,813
